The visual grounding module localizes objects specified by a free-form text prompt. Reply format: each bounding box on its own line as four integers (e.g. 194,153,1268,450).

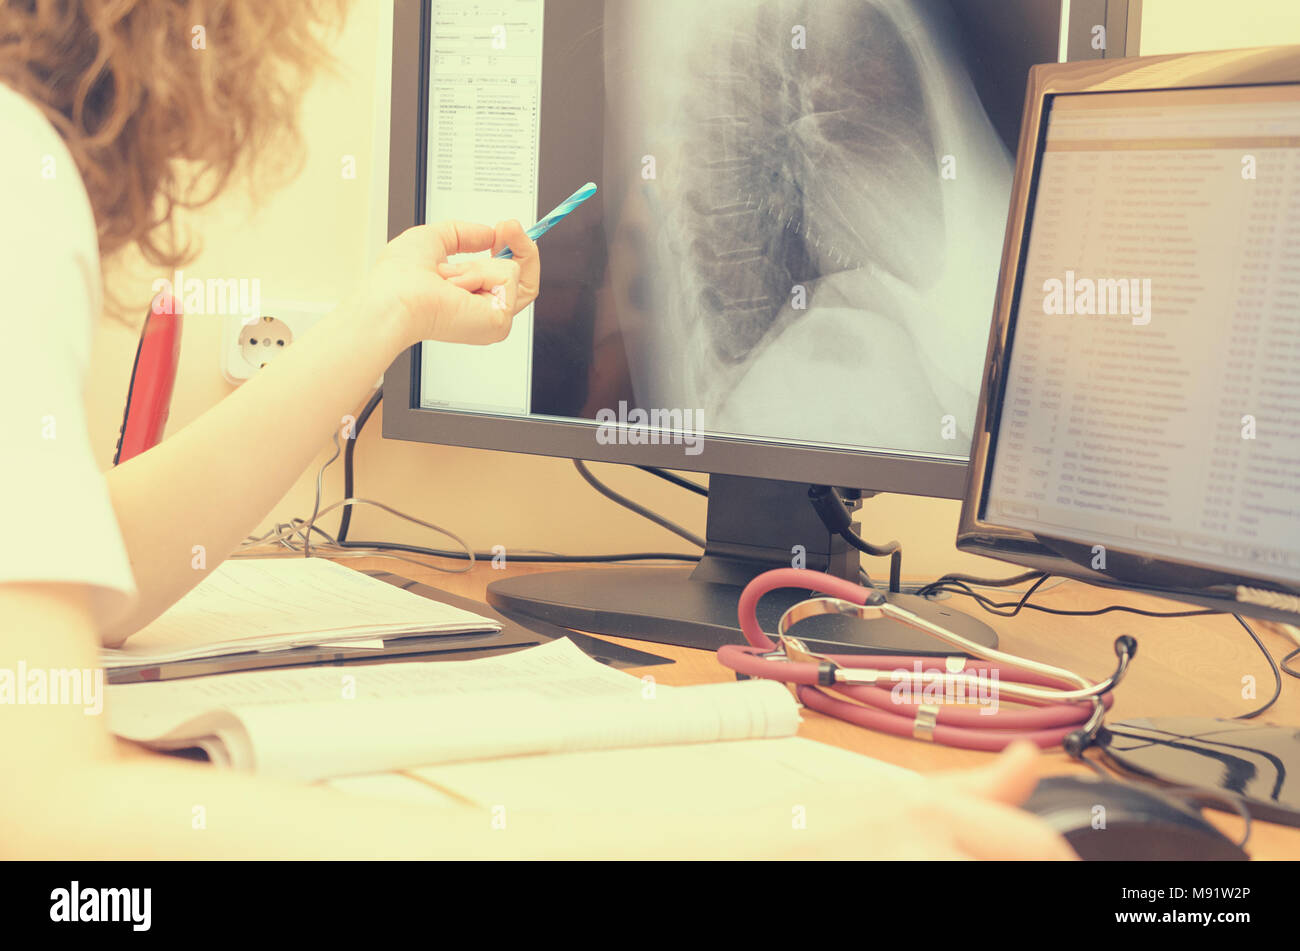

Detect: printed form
420,0,545,416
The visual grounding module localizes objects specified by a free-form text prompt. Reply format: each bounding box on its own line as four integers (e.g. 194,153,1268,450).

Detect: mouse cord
1160,785,1254,850
1069,749,1112,780
914,583,1286,717
1233,614,1283,720
1283,646,1300,680
920,576,1221,619
1071,749,1255,850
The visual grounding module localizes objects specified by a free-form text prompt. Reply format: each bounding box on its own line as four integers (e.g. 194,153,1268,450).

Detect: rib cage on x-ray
601,0,1014,454
666,1,936,362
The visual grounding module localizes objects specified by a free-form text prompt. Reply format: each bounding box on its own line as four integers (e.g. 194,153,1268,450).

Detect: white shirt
0,82,137,630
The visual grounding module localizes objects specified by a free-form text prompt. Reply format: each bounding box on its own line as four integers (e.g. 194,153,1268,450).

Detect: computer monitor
958,45,1300,627
383,0,1136,650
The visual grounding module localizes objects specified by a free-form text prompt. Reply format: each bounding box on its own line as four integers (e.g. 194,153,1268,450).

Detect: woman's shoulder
0,82,98,238
0,80,61,142
0,82,102,321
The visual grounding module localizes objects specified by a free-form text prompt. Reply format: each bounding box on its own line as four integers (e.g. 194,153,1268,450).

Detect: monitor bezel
379,0,1086,500
956,45,1300,622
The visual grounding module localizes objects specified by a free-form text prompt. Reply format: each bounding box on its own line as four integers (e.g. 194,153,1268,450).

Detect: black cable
332,389,701,565
337,388,383,544
1283,647,1300,680
1233,614,1282,720
926,579,1220,618
929,580,1284,717
924,574,1052,618
637,465,708,497
807,485,902,593
1070,750,1255,848
841,531,903,594
1165,785,1254,848
915,569,1047,598
1073,753,1110,778
573,459,705,548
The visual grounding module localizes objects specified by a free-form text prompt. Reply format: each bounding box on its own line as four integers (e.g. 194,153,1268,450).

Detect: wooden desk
339,554,1300,859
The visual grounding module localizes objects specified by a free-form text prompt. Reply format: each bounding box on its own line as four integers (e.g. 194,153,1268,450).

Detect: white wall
1140,0,1300,54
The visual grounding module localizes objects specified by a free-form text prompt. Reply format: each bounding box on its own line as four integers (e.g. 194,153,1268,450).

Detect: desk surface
336,555,1300,859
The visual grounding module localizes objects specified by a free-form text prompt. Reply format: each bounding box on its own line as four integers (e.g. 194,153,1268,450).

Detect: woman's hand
495,741,1078,860
365,219,540,347
918,740,1079,859
768,741,1079,860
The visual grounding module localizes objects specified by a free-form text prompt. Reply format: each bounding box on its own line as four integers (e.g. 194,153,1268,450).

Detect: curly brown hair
0,0,347,271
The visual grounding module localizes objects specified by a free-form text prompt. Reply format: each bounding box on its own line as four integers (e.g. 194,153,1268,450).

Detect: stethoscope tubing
794,684,1101,750
720,643,1113,730
723,568,1130,751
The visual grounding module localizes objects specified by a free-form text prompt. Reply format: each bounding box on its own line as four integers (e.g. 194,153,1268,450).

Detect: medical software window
986,85,1300,584
419,0,543,417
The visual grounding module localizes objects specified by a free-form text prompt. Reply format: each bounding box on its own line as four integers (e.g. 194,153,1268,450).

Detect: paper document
101,558,500,668
106,639,802,781
327,737,917,812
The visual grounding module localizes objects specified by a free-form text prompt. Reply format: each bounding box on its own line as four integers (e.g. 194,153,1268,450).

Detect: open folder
106,639,801,781
101,558,501,669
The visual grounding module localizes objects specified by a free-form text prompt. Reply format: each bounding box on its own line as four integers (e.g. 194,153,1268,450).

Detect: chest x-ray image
529,0,1020,457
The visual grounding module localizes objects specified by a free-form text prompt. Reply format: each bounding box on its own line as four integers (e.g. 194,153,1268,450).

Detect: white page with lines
106,639,802,780
101,558,500,668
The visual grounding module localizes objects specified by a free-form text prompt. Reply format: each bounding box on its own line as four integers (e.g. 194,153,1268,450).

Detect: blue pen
495,182,598,259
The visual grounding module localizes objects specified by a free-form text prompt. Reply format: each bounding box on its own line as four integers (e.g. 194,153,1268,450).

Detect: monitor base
487,565,999,654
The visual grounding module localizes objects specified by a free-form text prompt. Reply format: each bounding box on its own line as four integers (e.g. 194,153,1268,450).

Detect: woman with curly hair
0,0,1071,859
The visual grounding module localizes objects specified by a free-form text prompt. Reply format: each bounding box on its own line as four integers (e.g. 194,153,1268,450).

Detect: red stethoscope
718,569,1137,752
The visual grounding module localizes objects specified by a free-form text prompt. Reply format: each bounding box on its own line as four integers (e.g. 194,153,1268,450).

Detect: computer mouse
1022,775,1249,861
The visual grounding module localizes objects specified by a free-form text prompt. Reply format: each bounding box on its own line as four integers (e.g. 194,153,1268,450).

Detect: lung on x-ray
530,0,1019,457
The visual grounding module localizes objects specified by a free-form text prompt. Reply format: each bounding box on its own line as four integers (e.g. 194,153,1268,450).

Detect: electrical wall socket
220,299,334,384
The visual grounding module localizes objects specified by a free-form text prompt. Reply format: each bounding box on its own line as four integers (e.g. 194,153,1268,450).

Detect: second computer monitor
960,47,1300,625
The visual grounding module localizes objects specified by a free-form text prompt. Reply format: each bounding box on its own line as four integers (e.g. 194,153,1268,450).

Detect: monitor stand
487,475,999,654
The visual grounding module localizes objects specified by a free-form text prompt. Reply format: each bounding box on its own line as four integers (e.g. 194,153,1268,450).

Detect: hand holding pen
436,181,597,303
494,182,597,259
388,182,594,344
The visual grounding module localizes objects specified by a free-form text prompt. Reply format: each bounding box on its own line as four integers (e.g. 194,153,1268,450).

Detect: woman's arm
101,221,538,646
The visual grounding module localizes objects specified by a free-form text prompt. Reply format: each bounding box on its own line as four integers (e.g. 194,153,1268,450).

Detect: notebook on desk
103,558,504,671
105,559,672,683
100,561,506,680
106,638,795,781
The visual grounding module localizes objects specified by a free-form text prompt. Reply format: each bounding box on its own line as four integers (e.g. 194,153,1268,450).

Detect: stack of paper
106,639,802,780
102,558,500,669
